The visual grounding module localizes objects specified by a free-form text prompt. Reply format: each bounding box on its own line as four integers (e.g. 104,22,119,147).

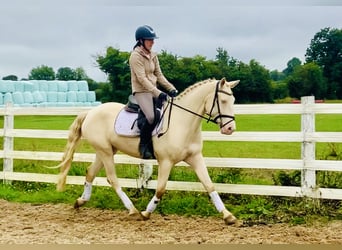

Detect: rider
129,25,178,159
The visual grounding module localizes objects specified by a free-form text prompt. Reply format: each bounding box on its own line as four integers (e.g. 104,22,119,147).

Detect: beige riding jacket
129,46,176,97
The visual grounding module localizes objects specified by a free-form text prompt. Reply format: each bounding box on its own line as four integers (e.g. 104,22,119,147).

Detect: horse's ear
228,80,240,89
219,77,226,86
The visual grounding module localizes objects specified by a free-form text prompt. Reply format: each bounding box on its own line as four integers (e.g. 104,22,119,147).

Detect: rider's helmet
135,25,158,41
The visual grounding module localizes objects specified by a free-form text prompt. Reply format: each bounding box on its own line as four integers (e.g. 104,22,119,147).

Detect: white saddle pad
114,108,163,137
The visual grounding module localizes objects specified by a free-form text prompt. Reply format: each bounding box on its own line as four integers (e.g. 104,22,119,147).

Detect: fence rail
1,96,342,199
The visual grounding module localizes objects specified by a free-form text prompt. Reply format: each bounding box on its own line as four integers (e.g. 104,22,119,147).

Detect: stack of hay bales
0,80,101,107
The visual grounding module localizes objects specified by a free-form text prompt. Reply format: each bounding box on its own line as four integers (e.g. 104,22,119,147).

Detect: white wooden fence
1,96,342,200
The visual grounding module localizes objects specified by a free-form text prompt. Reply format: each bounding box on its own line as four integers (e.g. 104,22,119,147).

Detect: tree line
2,27,341,104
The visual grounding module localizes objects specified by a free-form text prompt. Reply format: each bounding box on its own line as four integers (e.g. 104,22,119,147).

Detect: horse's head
205,78,239,135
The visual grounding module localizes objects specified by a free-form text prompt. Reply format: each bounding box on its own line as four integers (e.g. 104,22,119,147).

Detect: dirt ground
0,199,341,244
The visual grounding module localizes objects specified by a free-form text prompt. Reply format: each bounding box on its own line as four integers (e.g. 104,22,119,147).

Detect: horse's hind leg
74,154,103,208
98,150,140,217
141,159,173,220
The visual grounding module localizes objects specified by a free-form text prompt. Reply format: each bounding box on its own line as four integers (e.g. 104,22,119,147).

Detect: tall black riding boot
139,121,155,159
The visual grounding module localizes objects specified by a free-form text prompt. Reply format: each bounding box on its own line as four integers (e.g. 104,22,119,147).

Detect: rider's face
144,39,154,51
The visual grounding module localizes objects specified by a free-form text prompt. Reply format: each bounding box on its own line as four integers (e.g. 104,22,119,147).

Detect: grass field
0,113,341,224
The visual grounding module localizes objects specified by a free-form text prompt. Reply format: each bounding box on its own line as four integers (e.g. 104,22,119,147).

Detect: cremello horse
57,78,239,225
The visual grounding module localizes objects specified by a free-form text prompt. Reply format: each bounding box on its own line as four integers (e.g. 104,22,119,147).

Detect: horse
56,77,240,225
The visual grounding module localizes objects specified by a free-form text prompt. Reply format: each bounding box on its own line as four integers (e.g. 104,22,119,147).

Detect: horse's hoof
140,210,151,221
128,207,144,221
74,198,87,209
224,214,238,225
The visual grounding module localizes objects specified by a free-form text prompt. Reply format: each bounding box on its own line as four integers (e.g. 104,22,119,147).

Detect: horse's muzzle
220,121,235,135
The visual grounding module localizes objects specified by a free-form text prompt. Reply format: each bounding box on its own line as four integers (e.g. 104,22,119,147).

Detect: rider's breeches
134,92,155,125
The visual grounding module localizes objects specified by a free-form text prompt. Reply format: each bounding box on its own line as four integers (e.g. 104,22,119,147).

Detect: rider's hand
168,89,178,98
158,92,168,102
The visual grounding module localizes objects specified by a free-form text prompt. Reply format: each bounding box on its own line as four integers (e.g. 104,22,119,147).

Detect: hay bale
68,81,78,91
47,91,58,102
0,80,7,92
57,92,67,102
57,81,68,92
67,91,77,102
39,81,49,92
76,91,87,102
14,81,25,92
78,80,89,91
24,81,34,92
48,81,58,92
87,91,96,102
12,92,24,104
32,91,44,103
23,91,34,103
3,92,13,104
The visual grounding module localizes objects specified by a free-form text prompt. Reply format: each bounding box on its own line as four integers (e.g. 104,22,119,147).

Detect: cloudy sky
0,0,341,82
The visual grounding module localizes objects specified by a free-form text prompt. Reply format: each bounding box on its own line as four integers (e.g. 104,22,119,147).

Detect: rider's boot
139,121,155,159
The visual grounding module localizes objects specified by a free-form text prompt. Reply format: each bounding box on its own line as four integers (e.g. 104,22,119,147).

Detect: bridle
158,81,235,137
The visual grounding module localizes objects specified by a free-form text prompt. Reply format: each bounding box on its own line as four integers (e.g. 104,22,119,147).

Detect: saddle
114,95,163,137
124,94,140,113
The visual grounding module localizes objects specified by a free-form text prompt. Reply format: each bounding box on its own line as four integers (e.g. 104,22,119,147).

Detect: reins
157,81,235,137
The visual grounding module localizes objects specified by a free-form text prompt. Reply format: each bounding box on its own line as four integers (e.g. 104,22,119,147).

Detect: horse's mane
178,78,215,99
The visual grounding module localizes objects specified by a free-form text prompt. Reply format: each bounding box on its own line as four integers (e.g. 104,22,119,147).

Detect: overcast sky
0,0,341,82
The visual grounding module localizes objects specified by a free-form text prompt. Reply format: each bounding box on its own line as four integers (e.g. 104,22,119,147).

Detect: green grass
0,113,341,225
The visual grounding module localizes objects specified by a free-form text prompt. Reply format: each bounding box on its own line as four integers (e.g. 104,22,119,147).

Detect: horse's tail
56,111,88,192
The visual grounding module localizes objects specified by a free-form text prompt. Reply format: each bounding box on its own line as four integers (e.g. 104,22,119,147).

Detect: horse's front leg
185,153,238,226
140,159,173,220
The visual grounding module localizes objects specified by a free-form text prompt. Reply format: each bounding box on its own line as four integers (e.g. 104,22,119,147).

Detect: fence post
3,103,14,184
301,96,318,198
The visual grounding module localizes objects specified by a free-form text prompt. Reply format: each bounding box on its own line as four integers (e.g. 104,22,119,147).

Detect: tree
305,27,342,99
287,62,326,99
283,57,302,77
2,75,18,81
74,67,88,80
56,67,76,80
96,47,130,103
29,65,55,80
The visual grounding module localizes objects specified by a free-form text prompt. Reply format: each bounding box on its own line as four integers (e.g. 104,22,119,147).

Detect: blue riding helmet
135,25,159,41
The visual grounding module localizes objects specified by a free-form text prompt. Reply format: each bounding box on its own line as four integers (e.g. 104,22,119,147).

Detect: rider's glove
158,92,168,102
168,89,178,98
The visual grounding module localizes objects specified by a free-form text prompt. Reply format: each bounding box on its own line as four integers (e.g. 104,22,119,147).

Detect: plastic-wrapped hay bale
68,80,78,91
48,81,58,92
39,80,49,92
57,81,68,92
12,92,24,105
47,91,58,103
23,91,34,103
67,91,77,102
31,80,40,91
78,80,89,91
3,81,15,92
40,91,47,102
24,81,34,92
92,101,101,106
76,91,87,103
3,92,13,104
57,92,67,102
32,91,44,103
87,91,96,102
14,81,25,92
0,80,7,92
